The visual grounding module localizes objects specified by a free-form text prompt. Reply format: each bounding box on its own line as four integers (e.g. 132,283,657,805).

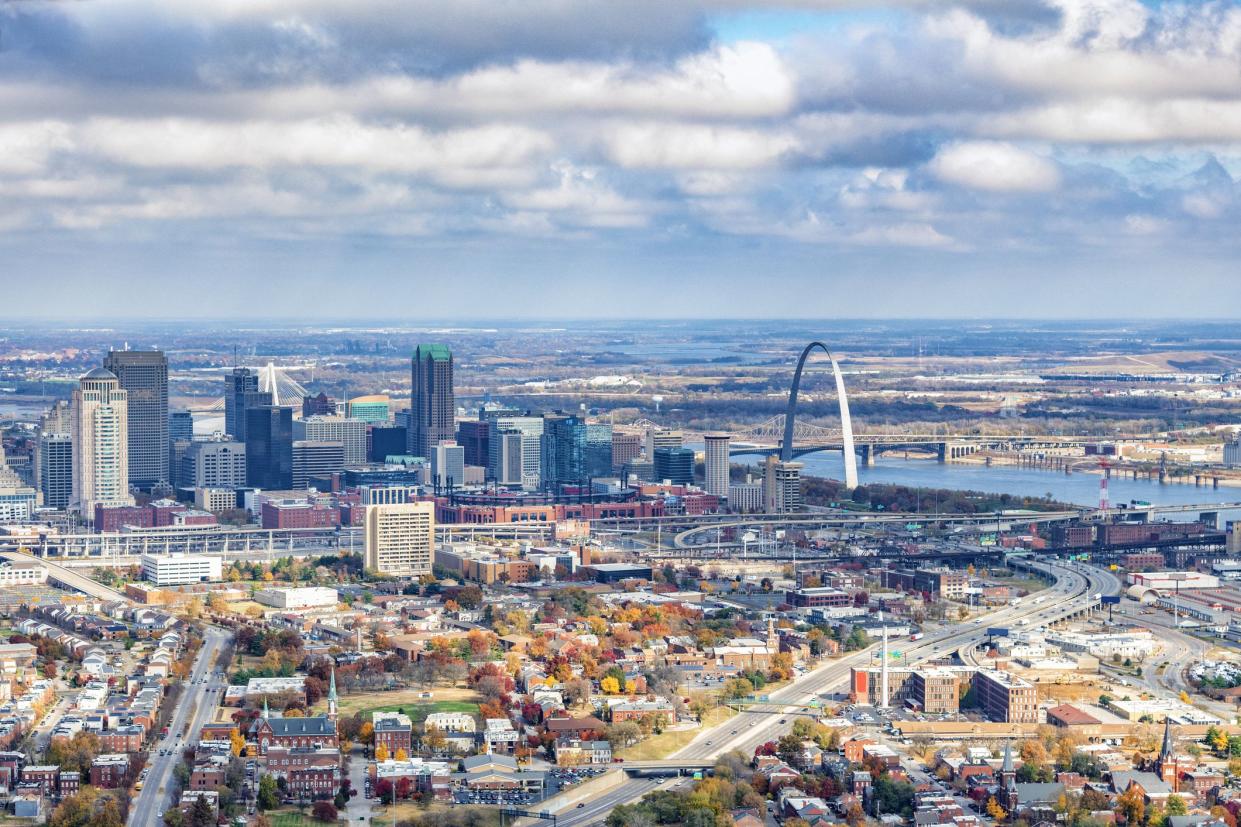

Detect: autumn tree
985,797,1008,822
1118,785,1145,824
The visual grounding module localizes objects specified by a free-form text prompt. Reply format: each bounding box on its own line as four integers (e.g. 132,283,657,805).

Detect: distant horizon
3,315,1241,325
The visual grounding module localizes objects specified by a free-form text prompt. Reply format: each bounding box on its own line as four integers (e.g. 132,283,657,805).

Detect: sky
2,0,1241,319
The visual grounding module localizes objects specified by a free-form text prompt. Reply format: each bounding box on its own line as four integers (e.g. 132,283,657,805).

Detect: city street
127,626,231,827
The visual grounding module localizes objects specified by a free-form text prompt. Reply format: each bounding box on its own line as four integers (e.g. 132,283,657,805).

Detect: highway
556,560,1119,827
127,626,231,827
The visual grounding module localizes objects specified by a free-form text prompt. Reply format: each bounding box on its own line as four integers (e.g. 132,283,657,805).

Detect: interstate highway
557,561,1119,827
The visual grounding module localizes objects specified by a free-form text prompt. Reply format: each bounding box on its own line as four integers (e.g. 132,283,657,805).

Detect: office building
245,406,293,490
486,416,543,488
432,441,465,490
974,670,1038,723
541,414,611,489
488,430,525,485
225,368,272,442
653,447,694,486
292,441,344,489
302,392,337,418
409,344,454,459
910,670,960,714
0,485,37,521
364,501,435,577
1227,436,1241,468
728,482,763,513
645,428,682,459
457,420,489,467
140,553,222,586
763,455,802,513
254,587,339,610
169,410,194,444
345,394,390,424
104,350,169,488
368,426,408,463
38,433,73,510
182,441,247,489
195,488,237,513
611,432,642,473
294,416,367,466
71,368,134,515
703,434,730,500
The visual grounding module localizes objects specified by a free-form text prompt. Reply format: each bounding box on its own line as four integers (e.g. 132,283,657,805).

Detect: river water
733,452,1241,519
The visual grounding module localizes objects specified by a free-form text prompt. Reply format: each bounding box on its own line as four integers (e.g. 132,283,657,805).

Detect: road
127,626,231,827
557,560,1118,827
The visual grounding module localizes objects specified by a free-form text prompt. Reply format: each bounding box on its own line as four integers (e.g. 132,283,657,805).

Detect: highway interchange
556,561,1121,827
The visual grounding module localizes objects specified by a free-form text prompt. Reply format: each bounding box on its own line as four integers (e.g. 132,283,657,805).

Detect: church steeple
1161,716,1174,760
999,740,1016,789
262,695,270,720
328,664,338,721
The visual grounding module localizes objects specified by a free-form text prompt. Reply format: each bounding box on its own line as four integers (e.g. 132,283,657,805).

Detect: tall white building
294,416,368,466
487,416,543,489
71,368,134,516
432,441,465,489
1226,435,1241,468
489,430,525,485
703,434,731,501
646,428,682,459
364,501,435,577
764,455,803,513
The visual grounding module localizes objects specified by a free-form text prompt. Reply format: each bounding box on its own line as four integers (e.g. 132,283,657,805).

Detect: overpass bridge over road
0,551,129,601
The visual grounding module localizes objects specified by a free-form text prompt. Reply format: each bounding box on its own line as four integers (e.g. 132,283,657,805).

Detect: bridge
725,415,1109,465
618,760,715,777
1,551,129,601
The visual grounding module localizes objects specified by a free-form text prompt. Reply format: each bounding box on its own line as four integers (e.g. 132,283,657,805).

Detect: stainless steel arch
780,342,859,489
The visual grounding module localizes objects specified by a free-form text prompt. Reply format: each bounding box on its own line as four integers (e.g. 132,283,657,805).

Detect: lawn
267,813,315,827
318,687,481,723
617,705,737,761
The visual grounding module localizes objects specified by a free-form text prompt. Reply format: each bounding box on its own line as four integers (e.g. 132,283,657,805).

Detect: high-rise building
703,434,731,500
645,428,682,459
71,368,134,515
1227,435,1241,468
541,414,611,489
245,406,293,490
182,440,247,489
302,392,337,418
653,447,694,486
764,455,802,513
487,415,543,488
409,344,454,459
345,394,390,424
38,434,73,509
488,430,525,485
364,501,435,577
225,368,272,442
294,416,367,466
456,420,489,467
432,441,465,490
169,410,194,443
292,441,344,489
611,432,642,474
368,426,408,463
104,349,169,488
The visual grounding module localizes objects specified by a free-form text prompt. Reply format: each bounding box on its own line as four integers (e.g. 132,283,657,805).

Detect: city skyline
3,0,1241,318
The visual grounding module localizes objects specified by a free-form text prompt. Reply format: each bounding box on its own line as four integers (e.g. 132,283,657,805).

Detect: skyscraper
541,414,612,489
71,368,134,515
294,416,367,466
432,441,465,490
245,406,293,490
488,430,525,485
225,368,271,442
764,455,802,513
409,344,454,459
169,410,194,443
104,349,169,488
703,433,731,500
38,434,73,509
487,415,543,488
292,440,344,489
653,447,694,486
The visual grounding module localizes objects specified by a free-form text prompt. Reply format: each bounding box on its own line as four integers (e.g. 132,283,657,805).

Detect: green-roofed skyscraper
409,344,454,459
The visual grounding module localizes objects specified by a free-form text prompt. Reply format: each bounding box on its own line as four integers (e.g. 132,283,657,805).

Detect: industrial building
140,553,223,586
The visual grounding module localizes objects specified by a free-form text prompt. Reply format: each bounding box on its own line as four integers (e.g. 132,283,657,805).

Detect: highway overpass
0,551,129,601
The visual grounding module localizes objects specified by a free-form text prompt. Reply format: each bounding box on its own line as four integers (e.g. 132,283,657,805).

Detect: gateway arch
781,341,859,490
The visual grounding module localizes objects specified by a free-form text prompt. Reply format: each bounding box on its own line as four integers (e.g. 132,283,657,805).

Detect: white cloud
928,141,1061,192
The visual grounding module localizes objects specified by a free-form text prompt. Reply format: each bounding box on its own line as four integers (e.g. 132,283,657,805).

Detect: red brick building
254,717,338,754
20,766,59,797
90,755,130,789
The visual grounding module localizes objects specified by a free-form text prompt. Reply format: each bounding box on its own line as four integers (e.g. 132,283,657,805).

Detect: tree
395,748,408,762
986,797,1008,822
229,728,245,757
1118,785,1145,825
1166,795,1187,817
600,676,621,695
189,794,215,827
163,808,184,827
311,801,339,822
375,743,390,762
257,775,280,811
358,722,375,745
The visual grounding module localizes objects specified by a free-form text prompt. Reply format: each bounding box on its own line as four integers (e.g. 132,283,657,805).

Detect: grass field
319,686,482,722
268,813,314,827
616,705,736,761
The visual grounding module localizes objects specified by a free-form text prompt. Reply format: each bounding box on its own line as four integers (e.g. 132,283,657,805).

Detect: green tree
1166,796,1187,817
257,775,280,811
188,794,215,827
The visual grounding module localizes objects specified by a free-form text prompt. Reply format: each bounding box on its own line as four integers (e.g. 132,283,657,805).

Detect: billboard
1101,595,1121,605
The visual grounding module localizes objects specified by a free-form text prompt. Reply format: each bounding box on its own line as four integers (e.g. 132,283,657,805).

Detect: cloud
928,141,1061,192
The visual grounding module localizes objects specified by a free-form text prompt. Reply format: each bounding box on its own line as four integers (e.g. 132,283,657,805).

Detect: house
461,754,545,793
553,738,611,766
373,712,413,756
544,716,605,740
1111,771,1173,805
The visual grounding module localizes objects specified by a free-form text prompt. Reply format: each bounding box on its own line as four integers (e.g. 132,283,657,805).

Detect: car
730,730,737,735
779,718,787,724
